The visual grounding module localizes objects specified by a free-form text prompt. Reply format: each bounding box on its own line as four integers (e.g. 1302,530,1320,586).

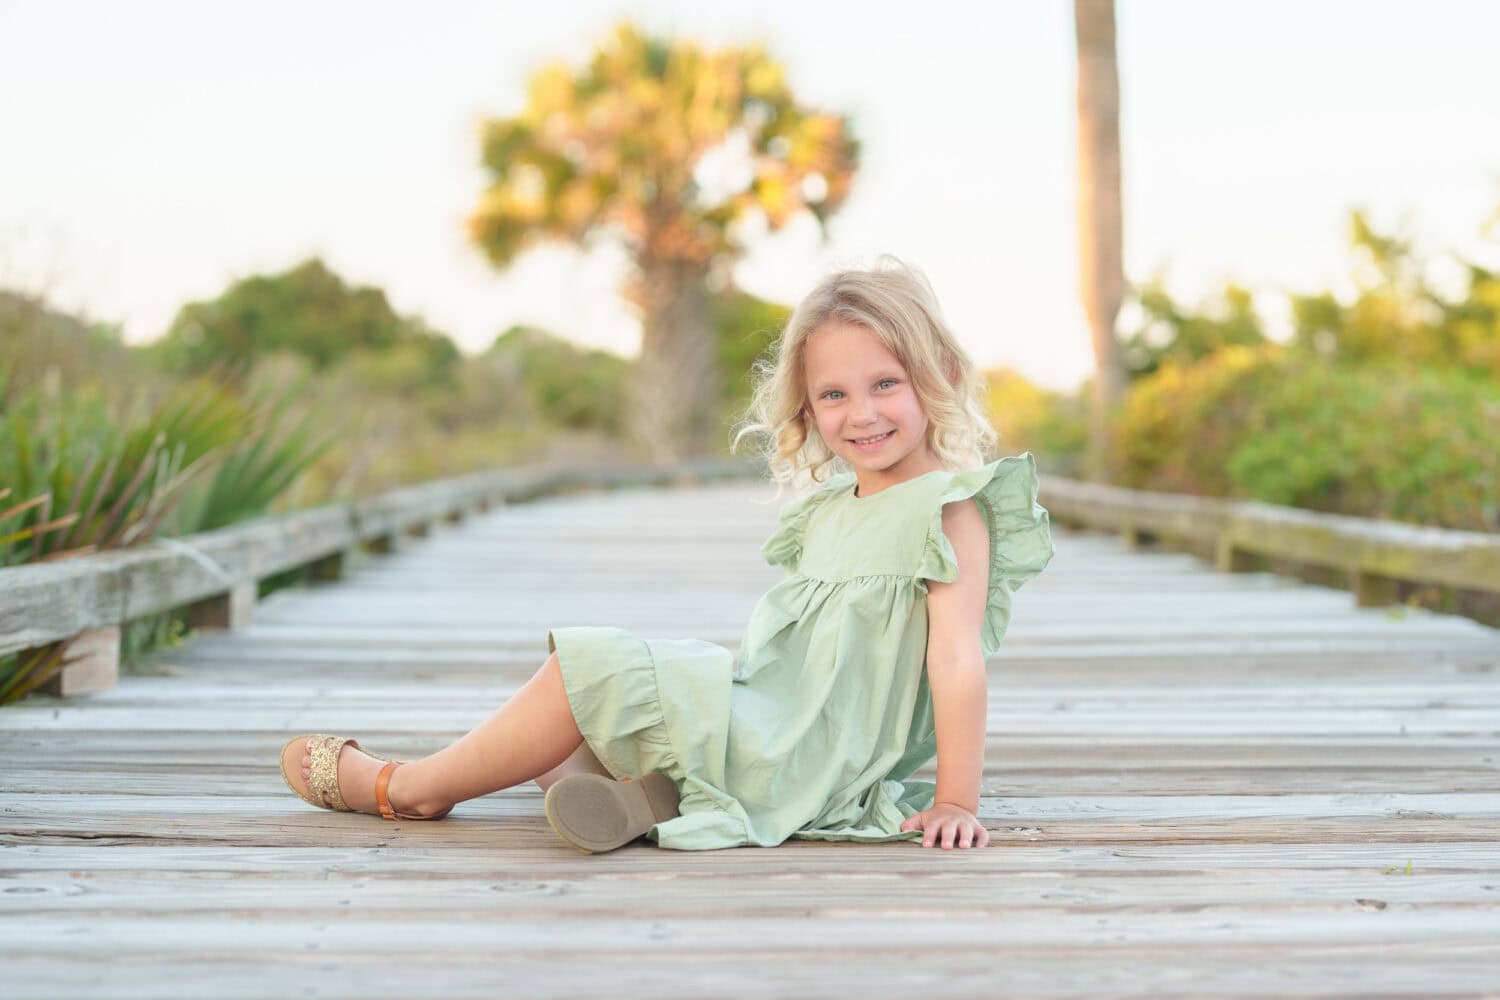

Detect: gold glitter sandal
279,733,451,820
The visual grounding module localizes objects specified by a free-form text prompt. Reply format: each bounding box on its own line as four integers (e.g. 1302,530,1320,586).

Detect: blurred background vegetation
8,198,1496,556
995,205,1500,534
4,15,1499,696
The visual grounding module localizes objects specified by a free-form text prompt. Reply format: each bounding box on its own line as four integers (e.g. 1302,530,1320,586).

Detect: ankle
388,765,450,818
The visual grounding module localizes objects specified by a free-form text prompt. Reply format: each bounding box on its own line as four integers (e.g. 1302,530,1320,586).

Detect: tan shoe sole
544,772,680,854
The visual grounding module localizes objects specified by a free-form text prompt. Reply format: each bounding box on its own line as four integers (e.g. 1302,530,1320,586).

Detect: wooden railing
1040,475,1500,608
0,459,761,695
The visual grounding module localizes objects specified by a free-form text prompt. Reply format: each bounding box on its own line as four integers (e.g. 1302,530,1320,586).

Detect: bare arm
923,497,991,815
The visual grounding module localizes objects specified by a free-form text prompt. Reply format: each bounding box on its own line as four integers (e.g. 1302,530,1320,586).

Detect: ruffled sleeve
917,453,1054,655
761,475,848,572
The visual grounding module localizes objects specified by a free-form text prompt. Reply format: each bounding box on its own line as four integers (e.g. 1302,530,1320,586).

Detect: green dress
548,453,1054,850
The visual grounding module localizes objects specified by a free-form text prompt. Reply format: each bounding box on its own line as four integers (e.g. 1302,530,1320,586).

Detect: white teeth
852,431,892,445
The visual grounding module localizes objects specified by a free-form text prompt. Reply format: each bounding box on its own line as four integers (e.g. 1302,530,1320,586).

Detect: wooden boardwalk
3,480,1500,998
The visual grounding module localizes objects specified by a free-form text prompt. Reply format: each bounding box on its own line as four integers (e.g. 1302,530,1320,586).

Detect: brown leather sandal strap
374,761,400,821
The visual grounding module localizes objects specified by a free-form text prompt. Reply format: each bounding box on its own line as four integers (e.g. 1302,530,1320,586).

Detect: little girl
280,257,1053,852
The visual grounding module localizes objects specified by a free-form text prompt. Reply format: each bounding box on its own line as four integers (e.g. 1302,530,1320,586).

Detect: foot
295,739,450,818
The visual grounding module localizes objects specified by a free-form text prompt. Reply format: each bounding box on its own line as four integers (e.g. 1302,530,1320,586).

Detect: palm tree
1074,0,1127,479
469,22,858,461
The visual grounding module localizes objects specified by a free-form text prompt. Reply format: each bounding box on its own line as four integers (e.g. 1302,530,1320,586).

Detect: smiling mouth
849,430,894,445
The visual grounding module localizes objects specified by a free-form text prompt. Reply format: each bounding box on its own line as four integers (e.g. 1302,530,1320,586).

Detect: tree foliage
152,258,460,383
0,290,144,395
486,325,628,432
1288,209,1500,378
468,21,857,269
713,286,789,424
467,21,857,460
1118,280,1267,378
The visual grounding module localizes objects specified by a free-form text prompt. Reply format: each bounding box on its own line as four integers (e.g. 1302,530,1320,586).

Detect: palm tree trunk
628,257,720,462
1075,0,1127,481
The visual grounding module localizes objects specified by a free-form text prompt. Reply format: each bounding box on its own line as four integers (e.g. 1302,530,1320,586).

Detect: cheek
893,392,929,428
805,405,837,442
814,408,844,441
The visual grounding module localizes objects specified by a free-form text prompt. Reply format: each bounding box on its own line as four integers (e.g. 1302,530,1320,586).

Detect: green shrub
1117,348,1500,530
1118,279,1268,379
151,258,461,382
983,368,1087,473
1115,345,1283,496
0,290,151,393
1227,363,1500,529
486,325,627,432
715,288,789,433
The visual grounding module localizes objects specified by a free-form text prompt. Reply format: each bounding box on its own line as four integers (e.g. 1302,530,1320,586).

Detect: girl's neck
851,448,946,499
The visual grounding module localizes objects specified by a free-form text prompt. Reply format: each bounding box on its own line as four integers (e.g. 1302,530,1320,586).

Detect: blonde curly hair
733,256,997,490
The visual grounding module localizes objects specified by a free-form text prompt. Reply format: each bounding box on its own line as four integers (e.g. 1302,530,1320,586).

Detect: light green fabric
550,453,1053,851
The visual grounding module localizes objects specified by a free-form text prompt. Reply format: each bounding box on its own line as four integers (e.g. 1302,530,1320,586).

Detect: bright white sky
4,1,1499,390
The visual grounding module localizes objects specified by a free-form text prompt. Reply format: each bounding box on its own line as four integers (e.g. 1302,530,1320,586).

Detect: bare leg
534,739,614,793
303,651,584,816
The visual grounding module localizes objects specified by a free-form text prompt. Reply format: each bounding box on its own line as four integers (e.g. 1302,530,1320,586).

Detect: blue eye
822,390,844,400
877,379,897,390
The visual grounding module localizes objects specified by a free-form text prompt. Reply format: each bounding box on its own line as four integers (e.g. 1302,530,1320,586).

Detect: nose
848,394,878,425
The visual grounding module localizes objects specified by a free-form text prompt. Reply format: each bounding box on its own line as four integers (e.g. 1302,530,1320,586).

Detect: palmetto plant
0,382,227,567
0,372,331,701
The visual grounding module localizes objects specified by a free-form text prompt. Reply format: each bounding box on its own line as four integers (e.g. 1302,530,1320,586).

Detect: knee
540,650,568,696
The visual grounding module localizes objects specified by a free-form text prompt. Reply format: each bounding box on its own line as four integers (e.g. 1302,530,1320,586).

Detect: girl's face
803,319,940,489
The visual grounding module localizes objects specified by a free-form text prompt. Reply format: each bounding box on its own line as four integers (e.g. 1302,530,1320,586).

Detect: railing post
365,533,396,555
1215,536,1260,573
184,581,257,631
1353,570,1400,608
40,626,121,696
308,549,350,582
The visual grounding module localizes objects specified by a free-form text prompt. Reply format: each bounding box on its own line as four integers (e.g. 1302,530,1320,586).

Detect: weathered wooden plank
5,795,1499,851
4,705,1494,734
8,869,1497,913
6,731,1498,766
9,677,1498,707
8,911,1500,953
7,842,1497,875
11,763,1498,796
8,791,1496,821
5,946,1500,1000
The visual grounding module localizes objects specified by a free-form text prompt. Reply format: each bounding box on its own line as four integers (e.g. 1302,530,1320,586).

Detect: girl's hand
900,802,990,849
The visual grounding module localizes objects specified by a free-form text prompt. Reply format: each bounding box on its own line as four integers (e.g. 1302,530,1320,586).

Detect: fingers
902,810,990,849
920,817,987,849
